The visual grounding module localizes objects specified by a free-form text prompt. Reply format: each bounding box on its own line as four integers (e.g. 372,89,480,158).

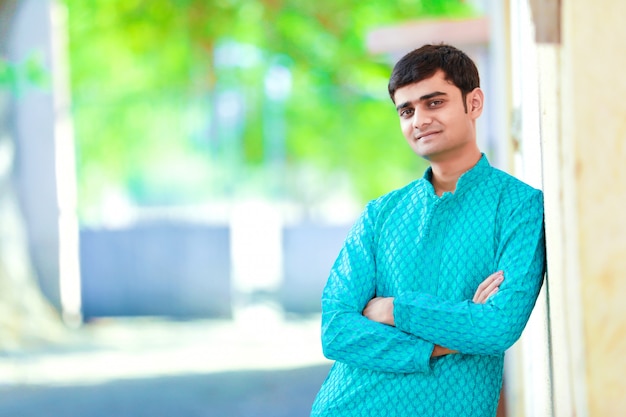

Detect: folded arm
391,192,546,355
364,270,504,355
320,202,436,374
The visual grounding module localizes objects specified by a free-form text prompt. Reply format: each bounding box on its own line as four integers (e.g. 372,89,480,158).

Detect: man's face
393,70,482,162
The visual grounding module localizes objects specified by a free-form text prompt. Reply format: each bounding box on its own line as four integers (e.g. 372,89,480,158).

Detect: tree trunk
0,0,66,351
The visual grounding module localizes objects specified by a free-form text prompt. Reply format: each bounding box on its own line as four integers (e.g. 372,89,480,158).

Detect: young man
310,44,546,417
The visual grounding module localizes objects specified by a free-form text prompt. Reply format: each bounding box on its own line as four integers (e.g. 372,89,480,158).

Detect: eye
399,108,414,119
428,100,444,108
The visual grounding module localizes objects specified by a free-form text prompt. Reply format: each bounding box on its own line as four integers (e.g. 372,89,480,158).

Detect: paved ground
0,365,331,417
0,307,332,417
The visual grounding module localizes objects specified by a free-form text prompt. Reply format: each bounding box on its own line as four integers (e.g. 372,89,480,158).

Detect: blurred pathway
0,307,332,416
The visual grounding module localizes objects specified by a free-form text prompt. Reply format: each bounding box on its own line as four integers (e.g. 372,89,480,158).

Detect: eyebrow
395,91,448,111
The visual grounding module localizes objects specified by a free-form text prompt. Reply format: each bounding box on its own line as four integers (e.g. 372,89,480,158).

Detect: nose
412,110,431,130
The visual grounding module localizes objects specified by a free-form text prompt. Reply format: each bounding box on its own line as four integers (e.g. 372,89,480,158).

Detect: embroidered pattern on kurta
311,155,546,417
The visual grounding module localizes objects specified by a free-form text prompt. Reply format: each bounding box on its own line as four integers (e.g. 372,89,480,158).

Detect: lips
415,131,440,140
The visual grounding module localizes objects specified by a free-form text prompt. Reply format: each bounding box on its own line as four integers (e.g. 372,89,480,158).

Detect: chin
414,148,427,159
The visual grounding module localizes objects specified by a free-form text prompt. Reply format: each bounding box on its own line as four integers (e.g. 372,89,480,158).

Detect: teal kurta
311,155,546,417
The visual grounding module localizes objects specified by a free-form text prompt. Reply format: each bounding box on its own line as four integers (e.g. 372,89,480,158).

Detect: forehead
393,70,460,103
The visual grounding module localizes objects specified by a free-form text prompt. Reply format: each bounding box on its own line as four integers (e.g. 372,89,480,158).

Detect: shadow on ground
0,364,332,417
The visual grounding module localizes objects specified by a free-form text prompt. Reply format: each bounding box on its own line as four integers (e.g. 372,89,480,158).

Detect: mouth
415,131,440,141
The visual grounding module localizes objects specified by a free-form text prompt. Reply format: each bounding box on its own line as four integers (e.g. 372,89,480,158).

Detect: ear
467,87,484,118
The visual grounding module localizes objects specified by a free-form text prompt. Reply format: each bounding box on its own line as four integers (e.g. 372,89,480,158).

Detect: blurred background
2,0,626,416
0,1,491,415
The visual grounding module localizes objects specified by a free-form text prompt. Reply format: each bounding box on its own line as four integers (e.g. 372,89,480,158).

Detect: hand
362,297,395,326
434,271,504,358
473,270,504,304
432,345,457,357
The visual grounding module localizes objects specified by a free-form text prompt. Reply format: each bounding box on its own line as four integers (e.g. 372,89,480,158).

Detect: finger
483,273,503,294
473,272,504,303
483,287,499,304
474,288,492,304
475,271,502,294
475,288,498,305
474,289,490,304
473,271,503,302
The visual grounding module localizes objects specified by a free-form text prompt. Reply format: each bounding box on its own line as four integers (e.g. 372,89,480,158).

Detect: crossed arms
363,270,504,357
320,191,545,374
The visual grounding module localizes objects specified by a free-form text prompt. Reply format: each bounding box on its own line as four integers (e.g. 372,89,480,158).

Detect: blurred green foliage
63,0,476,219
0,54,49,94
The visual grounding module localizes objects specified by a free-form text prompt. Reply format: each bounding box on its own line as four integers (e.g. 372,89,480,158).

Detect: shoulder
354,178,426,231
486,167,544,218
346,179,423,242
367,178,423,214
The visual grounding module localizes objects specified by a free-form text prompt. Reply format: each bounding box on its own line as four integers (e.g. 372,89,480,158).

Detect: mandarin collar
422,153,491,197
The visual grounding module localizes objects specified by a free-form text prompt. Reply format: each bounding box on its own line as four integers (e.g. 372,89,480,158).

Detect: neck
430,149,482,196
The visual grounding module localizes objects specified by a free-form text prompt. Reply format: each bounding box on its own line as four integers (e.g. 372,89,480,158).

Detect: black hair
388,44,480,111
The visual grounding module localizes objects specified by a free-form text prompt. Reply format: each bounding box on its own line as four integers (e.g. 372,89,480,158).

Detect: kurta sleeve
393,190,546,356
321,200,436,374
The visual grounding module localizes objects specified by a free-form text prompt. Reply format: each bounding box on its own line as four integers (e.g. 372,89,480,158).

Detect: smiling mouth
415,131,439,140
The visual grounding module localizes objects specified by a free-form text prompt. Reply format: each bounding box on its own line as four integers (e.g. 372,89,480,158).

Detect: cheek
400,120,413,137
